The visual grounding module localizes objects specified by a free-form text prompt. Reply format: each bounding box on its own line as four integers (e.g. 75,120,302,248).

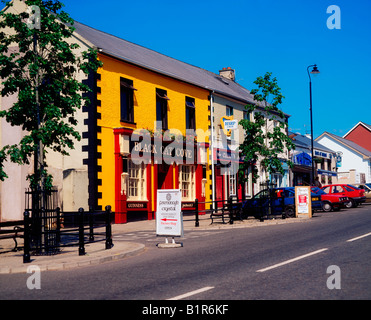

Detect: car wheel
284,206,295,218
322,202,332,212
345,199,355,208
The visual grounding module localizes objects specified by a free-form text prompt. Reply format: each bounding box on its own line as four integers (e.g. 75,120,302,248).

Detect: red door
158,163,173,190
215,166,224,207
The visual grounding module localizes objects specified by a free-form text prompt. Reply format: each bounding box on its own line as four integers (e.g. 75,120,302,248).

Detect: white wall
316,135,370,183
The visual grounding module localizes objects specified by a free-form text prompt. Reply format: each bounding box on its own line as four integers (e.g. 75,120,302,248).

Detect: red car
321,184,366,208
311,187,348,212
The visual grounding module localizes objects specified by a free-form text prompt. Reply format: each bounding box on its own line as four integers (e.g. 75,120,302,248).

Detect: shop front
114,128,208,223
213,147,245,206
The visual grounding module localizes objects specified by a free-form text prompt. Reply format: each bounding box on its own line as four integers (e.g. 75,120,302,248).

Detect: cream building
0,0,95,220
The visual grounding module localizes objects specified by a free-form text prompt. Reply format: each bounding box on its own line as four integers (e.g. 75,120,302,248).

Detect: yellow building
95,53,211,222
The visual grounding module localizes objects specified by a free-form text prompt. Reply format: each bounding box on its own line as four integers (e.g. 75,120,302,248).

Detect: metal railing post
78,208,85,256
56,207,61,244
89,208,94,242
23,210,31,263
105,205,113,250
229,197,234,225
195,199,199,227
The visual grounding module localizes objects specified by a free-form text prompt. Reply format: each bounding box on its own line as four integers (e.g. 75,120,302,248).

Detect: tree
0,0,102,189
239,72,295,185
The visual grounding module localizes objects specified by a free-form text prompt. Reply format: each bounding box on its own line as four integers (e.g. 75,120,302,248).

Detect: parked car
321,184,366,208
242,187,322,220
354,183,371,203
311,187,348,212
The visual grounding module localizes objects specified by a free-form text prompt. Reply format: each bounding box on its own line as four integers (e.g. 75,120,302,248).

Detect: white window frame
179,165,195,201
127,161,147,201
229,171,237,196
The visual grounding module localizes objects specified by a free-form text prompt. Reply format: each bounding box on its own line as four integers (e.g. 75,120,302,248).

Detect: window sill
120,120,137,126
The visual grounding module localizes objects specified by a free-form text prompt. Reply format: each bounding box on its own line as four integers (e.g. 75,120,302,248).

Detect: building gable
343,122,371,152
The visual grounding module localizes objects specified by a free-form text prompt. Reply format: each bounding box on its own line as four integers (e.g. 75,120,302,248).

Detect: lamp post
307,64,320,186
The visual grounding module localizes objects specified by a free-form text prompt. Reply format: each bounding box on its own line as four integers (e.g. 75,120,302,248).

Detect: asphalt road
1,204,370,303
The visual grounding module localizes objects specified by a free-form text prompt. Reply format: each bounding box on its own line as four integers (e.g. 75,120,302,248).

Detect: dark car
243,187,322,220
354,183,371,203
311,187,348,212
321,184,366,208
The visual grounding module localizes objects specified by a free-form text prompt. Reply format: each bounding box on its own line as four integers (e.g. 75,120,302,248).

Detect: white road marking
256,248,329,273
167,286,214,300
346,232,371,242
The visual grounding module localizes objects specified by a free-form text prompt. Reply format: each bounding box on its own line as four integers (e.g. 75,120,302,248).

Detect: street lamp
307,64,320,186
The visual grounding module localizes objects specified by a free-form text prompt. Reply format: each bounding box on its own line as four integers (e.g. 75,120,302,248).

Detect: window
322,186,331,193
226,106,234,140
186,97,196,130
271,173,284,188
229,172,236,196
127,160,147,200
244,169,250,197
226,105,233,116
156,88,169,130
179,165,195,201
120,77,136,123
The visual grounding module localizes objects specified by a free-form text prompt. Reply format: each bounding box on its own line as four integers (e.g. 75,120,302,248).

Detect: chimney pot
219,67,236,81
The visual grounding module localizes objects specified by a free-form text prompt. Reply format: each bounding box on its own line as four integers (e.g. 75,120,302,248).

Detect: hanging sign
220,116,237,136
156,189,183,237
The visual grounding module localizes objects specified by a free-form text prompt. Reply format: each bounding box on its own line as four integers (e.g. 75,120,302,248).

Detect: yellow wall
97,54,211,210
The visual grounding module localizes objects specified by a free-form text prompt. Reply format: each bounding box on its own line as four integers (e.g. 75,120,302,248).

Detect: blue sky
3,0,371,138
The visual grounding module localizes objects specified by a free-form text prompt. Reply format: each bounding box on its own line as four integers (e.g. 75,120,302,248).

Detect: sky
2,0,371,138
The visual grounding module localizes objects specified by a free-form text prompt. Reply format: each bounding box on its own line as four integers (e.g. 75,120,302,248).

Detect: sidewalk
0,214,308,274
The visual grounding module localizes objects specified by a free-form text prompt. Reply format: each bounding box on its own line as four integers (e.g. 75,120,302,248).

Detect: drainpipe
210,91,216,210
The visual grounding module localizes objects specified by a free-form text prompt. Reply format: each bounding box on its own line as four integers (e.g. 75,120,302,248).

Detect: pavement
0,213,309,274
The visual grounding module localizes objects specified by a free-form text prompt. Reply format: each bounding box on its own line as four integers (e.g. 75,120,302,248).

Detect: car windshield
366,183,371,189
253,190,269,199
347,184,360,190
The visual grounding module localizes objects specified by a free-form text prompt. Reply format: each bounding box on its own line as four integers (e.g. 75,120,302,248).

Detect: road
1,204,370,303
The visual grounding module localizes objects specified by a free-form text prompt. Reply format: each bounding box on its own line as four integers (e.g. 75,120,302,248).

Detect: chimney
219,67,235,81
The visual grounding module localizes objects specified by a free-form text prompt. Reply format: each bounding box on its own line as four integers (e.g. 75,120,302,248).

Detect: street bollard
195,199,199,227
105,205,113,250
78,208,85,256
23,210,31,263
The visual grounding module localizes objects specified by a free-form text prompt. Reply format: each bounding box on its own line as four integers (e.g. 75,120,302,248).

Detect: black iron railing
23,205,114,263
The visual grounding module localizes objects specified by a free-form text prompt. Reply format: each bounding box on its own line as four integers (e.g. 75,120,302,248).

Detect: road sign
156,189,183,237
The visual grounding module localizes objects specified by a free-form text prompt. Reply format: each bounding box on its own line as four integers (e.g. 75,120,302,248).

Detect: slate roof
72,21,257,105
289,132,334,153
316,132,371,158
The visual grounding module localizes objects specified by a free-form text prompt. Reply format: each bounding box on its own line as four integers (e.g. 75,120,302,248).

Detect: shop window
128,160,147,200
271,173,284,188
229,171,236,196
186,97,196,130
120,77,136,123
179,165,195,201
156,88,169,130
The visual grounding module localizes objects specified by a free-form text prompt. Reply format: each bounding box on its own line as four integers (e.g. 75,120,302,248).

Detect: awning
317,169,337,177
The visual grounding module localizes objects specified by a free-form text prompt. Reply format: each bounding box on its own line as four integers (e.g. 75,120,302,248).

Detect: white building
316,132,371,184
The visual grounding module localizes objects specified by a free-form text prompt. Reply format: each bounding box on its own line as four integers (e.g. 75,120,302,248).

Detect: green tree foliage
239,72,295,184
0,0,102,188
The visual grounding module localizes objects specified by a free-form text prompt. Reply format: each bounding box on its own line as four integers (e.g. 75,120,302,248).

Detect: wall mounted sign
220,116,237,137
